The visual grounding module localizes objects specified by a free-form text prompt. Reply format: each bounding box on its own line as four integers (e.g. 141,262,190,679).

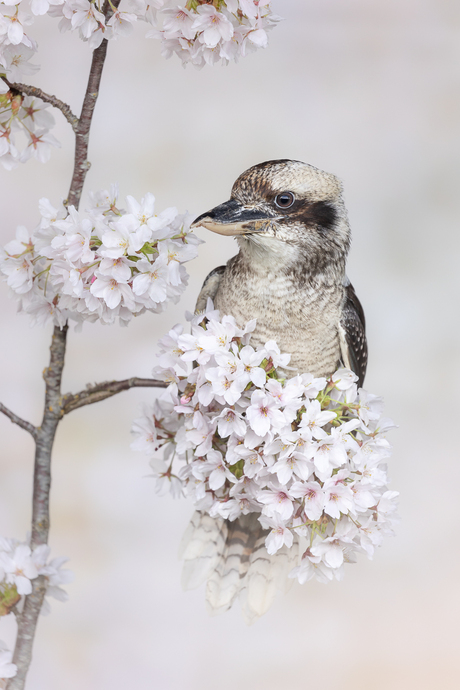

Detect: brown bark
3,79,78,132
62,378,169,414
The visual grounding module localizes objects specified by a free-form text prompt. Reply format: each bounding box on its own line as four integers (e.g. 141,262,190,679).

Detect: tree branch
66,0,121,209
6,325,68,690
0,403,37,439
62,378,169,414
6,578,47,690
31,325,68,547
3,79,78,133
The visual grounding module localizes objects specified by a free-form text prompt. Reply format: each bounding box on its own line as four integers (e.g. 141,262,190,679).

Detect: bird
179,159,368,624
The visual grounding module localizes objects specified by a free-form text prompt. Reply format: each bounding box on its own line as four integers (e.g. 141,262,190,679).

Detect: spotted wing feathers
339,279,368,387
195,266,226,313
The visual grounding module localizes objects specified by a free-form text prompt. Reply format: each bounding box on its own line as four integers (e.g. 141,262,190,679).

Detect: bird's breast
213,263,343,378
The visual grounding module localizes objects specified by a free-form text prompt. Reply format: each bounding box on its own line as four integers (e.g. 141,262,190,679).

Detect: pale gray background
1,1,459,688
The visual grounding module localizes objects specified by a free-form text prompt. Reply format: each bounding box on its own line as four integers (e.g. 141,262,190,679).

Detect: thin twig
62,378,168,414
3,79,79,133
0,403,37,439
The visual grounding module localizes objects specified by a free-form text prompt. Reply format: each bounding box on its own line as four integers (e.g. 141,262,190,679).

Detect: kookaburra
181,159,368,623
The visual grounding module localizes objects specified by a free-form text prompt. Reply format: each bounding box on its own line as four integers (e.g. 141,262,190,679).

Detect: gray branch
63,378,168,414
66,0,121,209
6,578,47,690
6,325,68,690
0,403,37,439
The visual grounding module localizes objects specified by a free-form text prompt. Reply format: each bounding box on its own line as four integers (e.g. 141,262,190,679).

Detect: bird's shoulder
338,278,368,386
195,265,226,313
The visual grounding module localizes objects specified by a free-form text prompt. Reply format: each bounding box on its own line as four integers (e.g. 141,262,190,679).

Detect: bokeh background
1,1,460,688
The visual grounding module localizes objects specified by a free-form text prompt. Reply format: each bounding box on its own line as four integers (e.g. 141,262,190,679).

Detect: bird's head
191,159,351,274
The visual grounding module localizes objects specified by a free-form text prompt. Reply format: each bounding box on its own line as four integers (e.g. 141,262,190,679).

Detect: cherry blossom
0,543,38,595
259,514,294,555
0,91,59,170
0,188,202,327
150,0,280,67
192,5,234,48
0,537,73,618
246,390,285,436
132,304,399,585
0,641,17,681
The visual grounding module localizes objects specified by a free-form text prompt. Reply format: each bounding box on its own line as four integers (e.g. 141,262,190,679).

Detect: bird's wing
180,512,300,625
338,278,368,387
195,266,226,313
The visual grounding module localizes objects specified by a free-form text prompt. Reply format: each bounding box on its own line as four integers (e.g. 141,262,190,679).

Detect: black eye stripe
274,192,295,209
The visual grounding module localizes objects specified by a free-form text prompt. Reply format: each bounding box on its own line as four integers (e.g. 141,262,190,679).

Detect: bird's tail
179,511,300,624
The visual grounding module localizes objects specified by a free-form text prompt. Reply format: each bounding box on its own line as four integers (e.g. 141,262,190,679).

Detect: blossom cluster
0,89,59,169
0,537,73,680
0,0,279,78
0,537,73,616
132,302,399,584
48,0,279,64
0,0,60,170
0,185,201,327
151,1,280,68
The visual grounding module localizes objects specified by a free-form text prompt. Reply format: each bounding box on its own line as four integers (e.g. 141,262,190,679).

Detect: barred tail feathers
179,512,300,623
239,531,300,625
179,511,228,590
205,513,263,616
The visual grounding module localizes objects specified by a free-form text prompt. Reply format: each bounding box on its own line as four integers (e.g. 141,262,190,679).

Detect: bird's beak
191,199,276,236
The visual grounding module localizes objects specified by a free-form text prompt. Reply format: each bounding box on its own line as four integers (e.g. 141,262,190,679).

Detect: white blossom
246,389,285,436
259,514,293,555
192,5,234,47
0,189,202,327
17,0,281,68
150,0,280,67
0,91,60,170
0,537,73,613
0,641,17,681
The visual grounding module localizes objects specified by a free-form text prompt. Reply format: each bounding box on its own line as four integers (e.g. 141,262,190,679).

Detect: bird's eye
274,192,295,209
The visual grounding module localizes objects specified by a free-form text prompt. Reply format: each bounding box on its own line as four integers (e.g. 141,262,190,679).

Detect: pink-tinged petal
208,466,226,490
250,366,266,387
104,283,121,309
30,0,49,15
15,574,33,595
8,21,24,45
247,28,268,47
0,653,17,679
197,383,214,406
132,273,151,295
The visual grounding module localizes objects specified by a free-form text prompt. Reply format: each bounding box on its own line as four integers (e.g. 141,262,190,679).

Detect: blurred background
1,1,459,688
